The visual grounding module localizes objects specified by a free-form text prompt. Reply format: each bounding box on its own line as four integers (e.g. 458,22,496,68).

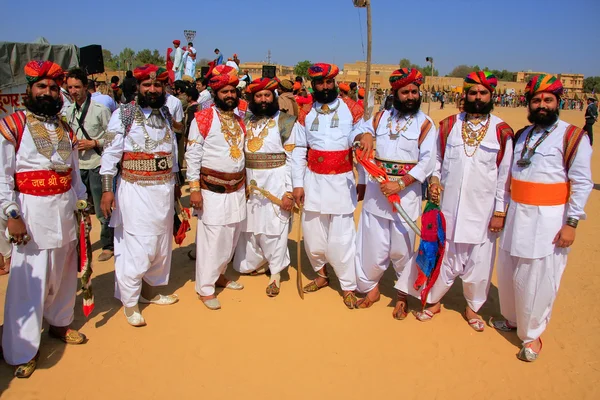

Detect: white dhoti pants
356,210,414,294
496,248,568,344
233,232,290,275
302,211,357,291
426,234,496,312
114,226,173,308
195,220,242,296
2,241,78,365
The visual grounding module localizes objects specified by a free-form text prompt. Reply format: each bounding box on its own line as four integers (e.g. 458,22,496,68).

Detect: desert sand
0,105,598,400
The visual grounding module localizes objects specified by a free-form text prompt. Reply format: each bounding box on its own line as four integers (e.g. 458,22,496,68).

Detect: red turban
208,65,239,91
173,40,181,45
339,83,350,93
308,63,339,80
525,74,564,100
389,68,424,91
24,60,64,85
133,64,169,82
248,77,279,94
293,82,302,91
464,71,498,92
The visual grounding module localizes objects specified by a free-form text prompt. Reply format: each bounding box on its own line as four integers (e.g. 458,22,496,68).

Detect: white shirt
100,106,178,236
243,111,298,235
165,94,184,123
291,99,365,215
173,47,184,72
500,120,593,258
185,107,246,225
91,92,117,113
434,113,513,244
0,117,86,249
198,89,211,105
226,60,240,71
362,109,437,222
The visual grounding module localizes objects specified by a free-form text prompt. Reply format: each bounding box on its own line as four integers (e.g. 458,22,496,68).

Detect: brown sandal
15,351,40,379
343,291,358,309
48,327,87,345
357,293,380,309
303,272,329,293
392,293,409,320
266,281,280,297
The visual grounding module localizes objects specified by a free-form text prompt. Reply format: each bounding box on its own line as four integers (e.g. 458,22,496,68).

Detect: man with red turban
185,65,246,310
291,63,373,309
354,68,437,316
172,40,184,81
493,74,592,362
414,71,514,331
100,64,180,327
0,60,88,377
232,77,299,296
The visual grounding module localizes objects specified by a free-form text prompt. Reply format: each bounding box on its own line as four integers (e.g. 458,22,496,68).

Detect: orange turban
293,82,302,91
308,63,339,80
339,83,350,93
24,60,64,85
358,88,365,98
133,64,169,82
248,77,279,94
208,65,239,91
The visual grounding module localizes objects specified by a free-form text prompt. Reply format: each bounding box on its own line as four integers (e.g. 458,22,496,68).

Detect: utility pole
426,56,434,115
267,50,272,64
353,0,372,120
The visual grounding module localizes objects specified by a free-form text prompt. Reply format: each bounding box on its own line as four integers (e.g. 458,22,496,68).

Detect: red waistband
123,151,170,161
15,169,73,196
307,149,353,175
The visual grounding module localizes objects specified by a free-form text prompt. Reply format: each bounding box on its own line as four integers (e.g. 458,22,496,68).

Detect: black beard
313,88,338,104
249,99,279,117
24,95,63,117
393,96,421,115
214,94,239,112
528,106,559,126
464,98,494,115
138,92,166,109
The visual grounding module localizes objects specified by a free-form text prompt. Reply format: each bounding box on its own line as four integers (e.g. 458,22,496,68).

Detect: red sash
307,149,352,175
15,169,73,196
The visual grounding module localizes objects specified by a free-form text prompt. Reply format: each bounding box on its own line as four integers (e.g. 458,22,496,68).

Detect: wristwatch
7,209,20,219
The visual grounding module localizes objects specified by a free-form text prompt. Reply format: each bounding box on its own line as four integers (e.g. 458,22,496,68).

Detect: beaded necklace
128,106,172,152
26,112,72,169
461,115,491,157
387,111,413,140
517,123,558,168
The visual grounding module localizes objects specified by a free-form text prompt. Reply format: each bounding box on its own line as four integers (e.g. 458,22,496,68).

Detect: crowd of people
0,58,593,379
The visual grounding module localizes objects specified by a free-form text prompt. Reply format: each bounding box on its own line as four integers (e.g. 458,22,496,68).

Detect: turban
173,40,180,45
208,65,239,91
358,88,365,98
338,83,350,93
389,68,424,91
525,74,563,100
24,60,64,85
279,79,294,90
248,77,279,94
293,82,302,91
464,71,498,92
308,63,339,80
133,64,169,82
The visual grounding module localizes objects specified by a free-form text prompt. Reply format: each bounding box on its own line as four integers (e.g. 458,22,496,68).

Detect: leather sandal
392,293,409,320
48,327,87,345
343,291,358,309
266,281,280,297
303,272,329,293
14,351,40,379
356,293,380,309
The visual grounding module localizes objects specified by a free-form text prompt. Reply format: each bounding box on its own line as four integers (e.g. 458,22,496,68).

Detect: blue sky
1,0,599,76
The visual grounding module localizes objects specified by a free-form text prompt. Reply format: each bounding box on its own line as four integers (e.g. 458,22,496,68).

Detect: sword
76,200,95,317
247,180,300,214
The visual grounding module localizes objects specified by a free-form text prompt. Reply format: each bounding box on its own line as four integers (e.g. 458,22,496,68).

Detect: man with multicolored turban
185,65,246,310
232,77,299,296
492,74,592,362
291,63,373,309
413,71,514,331
354,68,437,316
0,60,88,377
100,64,180,327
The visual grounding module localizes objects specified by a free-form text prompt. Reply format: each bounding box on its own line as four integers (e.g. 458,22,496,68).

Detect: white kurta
173,47,184,81
498,120,592,343
101,106,177,307
185,55,196,78
291,99,365,291
420,113,513,305
355,109,437,294
233,111,298,275
186,107,246,296
0,118,87,365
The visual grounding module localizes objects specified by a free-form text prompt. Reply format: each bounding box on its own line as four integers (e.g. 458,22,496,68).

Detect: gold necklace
461,116,491,157
246,117,275,153
26,112,72,164
218,111,243,161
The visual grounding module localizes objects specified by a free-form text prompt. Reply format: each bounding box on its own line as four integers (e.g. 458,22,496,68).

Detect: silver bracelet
102,175,114,193
566,217,579,228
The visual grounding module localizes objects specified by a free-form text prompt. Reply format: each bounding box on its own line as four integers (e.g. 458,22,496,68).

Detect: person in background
88,81,117,113
584,97,597,145
122,70,137,103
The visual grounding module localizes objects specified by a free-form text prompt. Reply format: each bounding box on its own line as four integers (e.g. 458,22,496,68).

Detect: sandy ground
0,105,598,399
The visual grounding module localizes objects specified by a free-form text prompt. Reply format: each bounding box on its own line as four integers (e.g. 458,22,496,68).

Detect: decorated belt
121,152,173,185
511,178,570,206
374,157,416,181
200,167,245,194
15,169,73,196
307,148,352,175
245,152,286,170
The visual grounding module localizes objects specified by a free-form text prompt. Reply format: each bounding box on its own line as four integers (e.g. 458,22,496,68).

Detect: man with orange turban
354,68,437,316
100,64,180,327
493,74,592,362
291,63,373,309
338,82,362,117
232,77,299,296
185,65,246,310
0,60,88,377
414,71,514,331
